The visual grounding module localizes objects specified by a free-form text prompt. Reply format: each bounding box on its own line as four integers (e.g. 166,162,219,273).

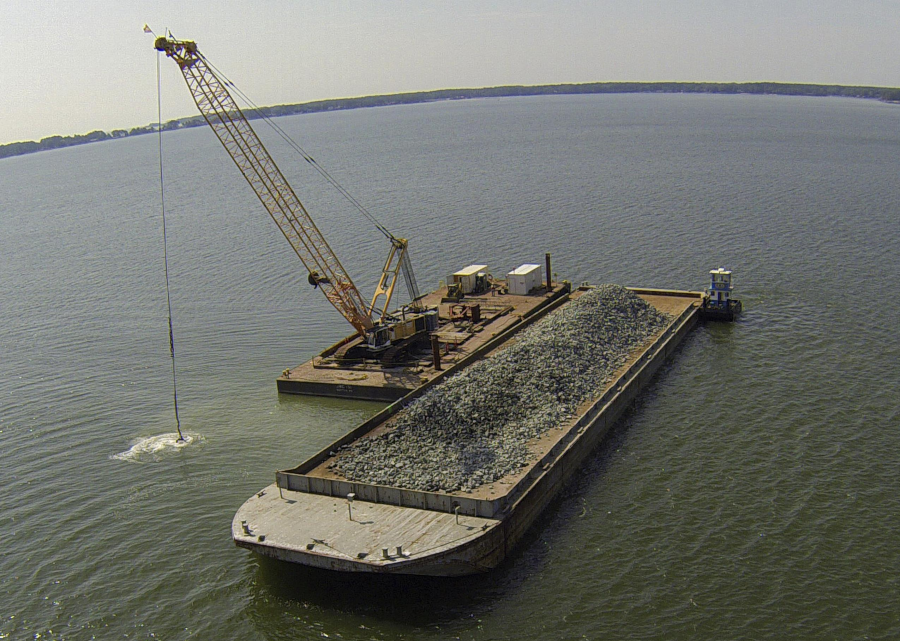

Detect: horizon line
3,80,898,155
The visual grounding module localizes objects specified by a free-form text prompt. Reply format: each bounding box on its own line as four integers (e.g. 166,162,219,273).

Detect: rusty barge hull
233,289,703,576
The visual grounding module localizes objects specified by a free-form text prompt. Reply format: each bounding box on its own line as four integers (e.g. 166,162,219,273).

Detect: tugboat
700,267,742,321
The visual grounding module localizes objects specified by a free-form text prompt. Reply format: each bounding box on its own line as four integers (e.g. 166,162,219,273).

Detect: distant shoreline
3,81,898,160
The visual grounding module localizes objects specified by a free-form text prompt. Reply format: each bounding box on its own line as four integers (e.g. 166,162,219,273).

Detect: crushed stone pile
331,284,672,493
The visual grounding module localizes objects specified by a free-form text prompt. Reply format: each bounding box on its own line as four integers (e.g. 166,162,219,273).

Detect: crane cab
366,307,440,352
366,325,393,351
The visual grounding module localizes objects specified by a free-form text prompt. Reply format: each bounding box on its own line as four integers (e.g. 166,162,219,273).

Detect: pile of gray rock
331,285,672,493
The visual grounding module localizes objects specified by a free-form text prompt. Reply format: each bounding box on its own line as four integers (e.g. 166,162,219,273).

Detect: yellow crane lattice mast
154,35,377,337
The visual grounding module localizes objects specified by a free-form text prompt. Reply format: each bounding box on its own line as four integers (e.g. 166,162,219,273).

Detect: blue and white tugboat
700,267,742,321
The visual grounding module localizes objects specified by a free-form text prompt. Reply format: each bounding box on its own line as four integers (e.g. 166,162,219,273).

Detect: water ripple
112,432,204,463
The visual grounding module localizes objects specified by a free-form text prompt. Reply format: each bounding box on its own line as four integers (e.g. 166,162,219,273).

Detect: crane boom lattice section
156,38,374,336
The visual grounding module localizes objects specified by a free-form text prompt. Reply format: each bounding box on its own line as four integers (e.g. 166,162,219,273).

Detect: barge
234,287,705,576
277,277,571,401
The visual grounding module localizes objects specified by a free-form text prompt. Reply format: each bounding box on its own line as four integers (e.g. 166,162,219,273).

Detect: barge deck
277,283,571,401
235,288,703,575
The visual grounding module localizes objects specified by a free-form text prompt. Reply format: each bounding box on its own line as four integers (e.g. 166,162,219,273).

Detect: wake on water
113,432,202,463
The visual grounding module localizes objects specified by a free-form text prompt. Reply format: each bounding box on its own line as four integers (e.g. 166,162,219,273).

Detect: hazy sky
3,0,898,144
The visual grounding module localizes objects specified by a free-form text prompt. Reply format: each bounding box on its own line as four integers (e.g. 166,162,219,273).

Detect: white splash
113,432,202,463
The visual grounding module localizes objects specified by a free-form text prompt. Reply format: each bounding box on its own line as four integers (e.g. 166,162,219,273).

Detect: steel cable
156,51,185,443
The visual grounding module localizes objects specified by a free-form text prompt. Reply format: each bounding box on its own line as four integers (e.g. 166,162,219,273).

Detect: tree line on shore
4,81,899,160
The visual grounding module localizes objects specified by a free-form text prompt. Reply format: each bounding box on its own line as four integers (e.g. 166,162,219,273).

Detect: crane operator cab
366,325,393,350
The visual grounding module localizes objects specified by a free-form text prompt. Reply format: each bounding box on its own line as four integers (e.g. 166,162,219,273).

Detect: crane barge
154,34,435,356
154,34,572,400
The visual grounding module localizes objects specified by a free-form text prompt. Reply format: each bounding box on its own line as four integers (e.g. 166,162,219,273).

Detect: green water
1,93,898,639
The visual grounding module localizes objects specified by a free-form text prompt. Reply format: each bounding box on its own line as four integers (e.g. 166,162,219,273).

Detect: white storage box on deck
507,264,542,295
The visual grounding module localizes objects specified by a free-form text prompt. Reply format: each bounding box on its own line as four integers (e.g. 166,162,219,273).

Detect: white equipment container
507,264,542,296
451,265,488,294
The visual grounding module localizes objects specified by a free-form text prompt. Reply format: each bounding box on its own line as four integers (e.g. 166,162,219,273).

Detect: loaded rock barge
233,283,715,576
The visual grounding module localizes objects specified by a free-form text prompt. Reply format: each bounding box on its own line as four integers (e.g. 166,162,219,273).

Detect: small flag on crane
143,24,154,34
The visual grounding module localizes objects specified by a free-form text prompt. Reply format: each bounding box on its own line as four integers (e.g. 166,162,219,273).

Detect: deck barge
277,283,571,401
235,288,703,575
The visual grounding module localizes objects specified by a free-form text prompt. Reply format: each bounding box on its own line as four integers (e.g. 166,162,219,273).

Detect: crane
154,34,423,351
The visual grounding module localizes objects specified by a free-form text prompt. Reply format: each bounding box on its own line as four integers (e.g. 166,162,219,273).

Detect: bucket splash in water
113,432,201,463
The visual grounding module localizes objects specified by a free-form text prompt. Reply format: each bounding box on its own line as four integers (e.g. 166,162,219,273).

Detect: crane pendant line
197,56,424,316
156,37,374,336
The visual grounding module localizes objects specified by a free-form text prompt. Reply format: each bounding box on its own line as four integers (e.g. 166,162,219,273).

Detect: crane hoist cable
155,48,185,443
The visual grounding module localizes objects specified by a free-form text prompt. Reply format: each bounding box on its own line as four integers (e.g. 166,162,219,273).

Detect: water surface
1,93,898,639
